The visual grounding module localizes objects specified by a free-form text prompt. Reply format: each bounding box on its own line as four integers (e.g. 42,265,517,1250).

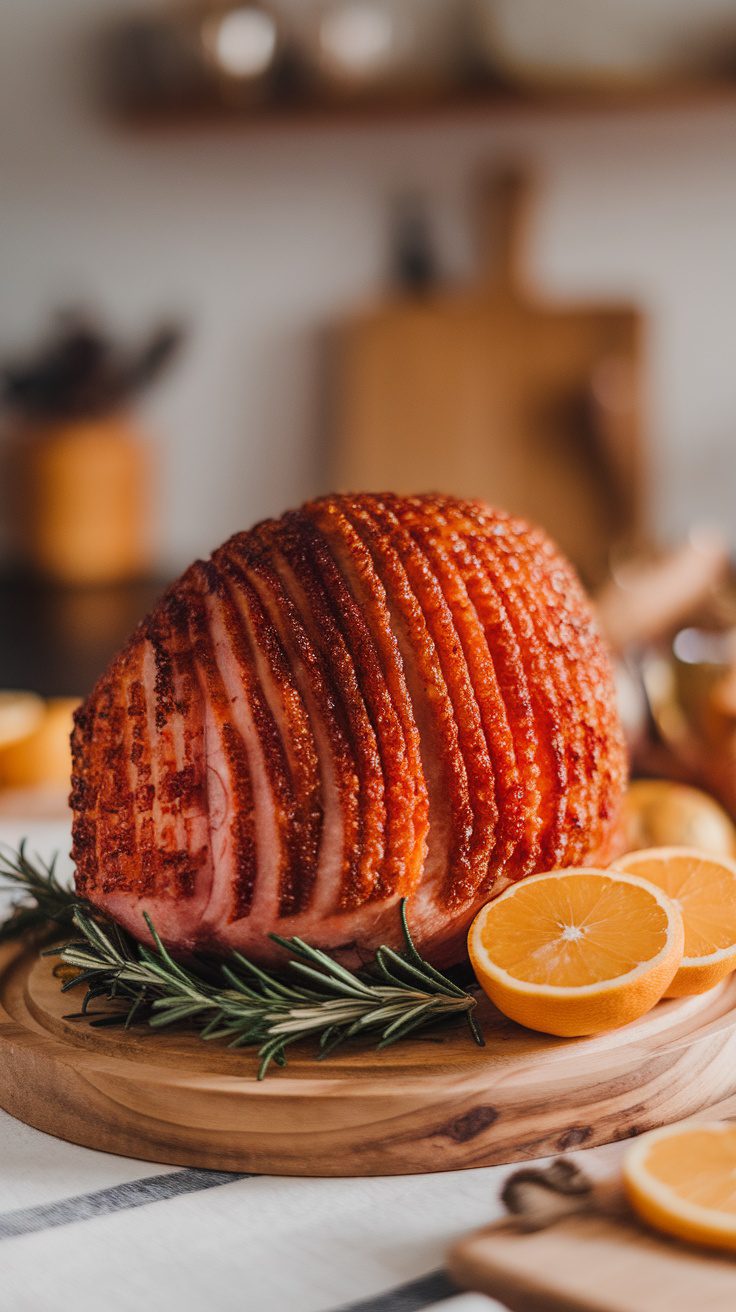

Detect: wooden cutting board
331,170,645,586
3,936,736,1177
447,1105,736,1312
448,1200,736,1312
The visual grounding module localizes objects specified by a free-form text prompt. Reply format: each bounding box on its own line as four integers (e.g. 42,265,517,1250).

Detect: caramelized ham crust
71,494,627,966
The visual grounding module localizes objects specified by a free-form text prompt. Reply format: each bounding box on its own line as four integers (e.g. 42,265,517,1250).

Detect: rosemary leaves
0,844,482,1077
0,842,80,943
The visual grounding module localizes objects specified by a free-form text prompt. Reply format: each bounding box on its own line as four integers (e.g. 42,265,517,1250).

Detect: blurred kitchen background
3,0,736,849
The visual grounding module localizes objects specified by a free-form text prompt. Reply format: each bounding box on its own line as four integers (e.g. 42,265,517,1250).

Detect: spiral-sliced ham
71,493,627,966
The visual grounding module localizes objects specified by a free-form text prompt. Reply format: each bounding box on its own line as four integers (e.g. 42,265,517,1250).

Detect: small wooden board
2,938,736,1177
447,1170,736,1311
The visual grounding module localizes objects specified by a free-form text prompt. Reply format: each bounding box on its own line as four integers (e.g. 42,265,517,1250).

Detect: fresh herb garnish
0,841,80,943
0,845,483,1077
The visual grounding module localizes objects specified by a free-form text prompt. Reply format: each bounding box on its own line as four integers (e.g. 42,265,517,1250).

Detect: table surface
0,815,624,1312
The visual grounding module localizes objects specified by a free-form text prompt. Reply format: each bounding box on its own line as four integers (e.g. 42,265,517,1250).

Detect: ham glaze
70,493,627,967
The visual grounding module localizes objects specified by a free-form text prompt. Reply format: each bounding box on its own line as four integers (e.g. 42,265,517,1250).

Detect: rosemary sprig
0,845,483,1076
0,841,79,943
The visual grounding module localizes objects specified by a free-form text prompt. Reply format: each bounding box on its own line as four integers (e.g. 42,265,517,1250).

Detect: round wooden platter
2,937,736,1178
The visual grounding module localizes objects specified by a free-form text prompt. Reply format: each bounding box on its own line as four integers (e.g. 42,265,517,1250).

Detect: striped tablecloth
0,817,623,1312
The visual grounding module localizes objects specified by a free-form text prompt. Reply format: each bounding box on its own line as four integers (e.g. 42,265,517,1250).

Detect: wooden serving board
2,938,736,1177
448,1199,736,1312
448,1110,736,1312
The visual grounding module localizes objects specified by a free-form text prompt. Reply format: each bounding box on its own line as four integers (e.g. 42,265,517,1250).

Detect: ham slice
71,494,627,966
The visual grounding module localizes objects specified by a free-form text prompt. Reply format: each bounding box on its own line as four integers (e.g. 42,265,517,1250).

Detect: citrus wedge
624,1121,736,1251
612,847,736,996
467,868,684,1036
0,697,78,788
618,780,736,858
0,692,44,752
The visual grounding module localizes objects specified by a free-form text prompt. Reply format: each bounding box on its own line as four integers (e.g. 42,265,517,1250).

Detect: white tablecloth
0,817,624,1312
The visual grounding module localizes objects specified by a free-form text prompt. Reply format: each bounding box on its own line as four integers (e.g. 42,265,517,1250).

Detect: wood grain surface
448,1206,736,1312
331,170,644,586
2,939,736,1177
447,1140,736,1312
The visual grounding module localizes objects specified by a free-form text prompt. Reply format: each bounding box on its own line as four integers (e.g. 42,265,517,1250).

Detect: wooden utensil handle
477,167,534,298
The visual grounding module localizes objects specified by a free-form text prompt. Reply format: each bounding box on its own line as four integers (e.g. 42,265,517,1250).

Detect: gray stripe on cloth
0,1167,252,1241
330,1269,458,1312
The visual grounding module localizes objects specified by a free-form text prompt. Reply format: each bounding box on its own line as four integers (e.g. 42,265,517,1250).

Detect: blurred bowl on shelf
471,0,736,90
201,3,285,107
105,3,287,114
300,0,464,101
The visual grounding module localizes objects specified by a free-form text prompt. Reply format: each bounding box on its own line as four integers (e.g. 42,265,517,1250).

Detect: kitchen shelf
119,80,736,133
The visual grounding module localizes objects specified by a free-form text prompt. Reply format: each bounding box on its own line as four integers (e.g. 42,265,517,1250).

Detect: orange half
0,692,44,753
0,697,78,789
612,847,736,996
468,868,684,1037
624,1122,736,1251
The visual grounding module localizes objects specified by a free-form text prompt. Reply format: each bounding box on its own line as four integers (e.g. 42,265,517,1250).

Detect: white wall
2,0,736,572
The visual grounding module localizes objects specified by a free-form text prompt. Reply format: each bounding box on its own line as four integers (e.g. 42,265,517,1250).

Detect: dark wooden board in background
0,574,168,697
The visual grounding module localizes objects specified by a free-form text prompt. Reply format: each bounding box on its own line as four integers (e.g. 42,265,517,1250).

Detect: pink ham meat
71,494,627,966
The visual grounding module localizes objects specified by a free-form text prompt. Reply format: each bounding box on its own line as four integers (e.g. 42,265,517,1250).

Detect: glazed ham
71,493,627,966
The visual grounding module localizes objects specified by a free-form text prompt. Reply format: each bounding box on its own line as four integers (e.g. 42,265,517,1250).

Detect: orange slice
0,697,79,789
618,780,736,859
0,692,44,753
612,847,736,996
624,1121,736,1251
467,868,684,1036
